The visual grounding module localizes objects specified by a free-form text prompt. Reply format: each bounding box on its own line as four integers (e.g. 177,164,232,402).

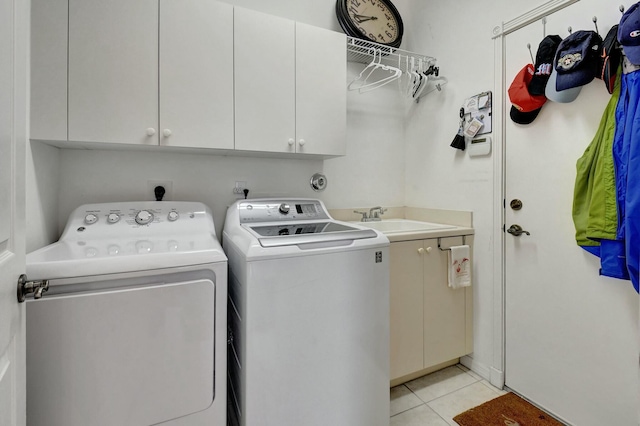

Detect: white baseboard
460,356,505,389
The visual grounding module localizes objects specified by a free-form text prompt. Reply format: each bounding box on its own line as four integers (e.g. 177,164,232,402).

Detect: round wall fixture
310,173,328,192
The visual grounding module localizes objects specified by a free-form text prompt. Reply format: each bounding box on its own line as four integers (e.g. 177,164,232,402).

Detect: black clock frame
336,0,404,48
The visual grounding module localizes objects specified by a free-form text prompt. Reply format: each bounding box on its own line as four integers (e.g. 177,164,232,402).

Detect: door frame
489,0,580,390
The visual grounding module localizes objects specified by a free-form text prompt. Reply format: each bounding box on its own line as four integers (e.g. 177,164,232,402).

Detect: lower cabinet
390,235,473,383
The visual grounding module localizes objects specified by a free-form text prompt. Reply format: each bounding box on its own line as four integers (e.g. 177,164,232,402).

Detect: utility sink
352,219,455,234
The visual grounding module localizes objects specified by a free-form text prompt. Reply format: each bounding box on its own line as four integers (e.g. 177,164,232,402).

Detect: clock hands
353,14,378,23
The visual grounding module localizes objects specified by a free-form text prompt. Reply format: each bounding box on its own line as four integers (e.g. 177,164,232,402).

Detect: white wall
26,142,60,252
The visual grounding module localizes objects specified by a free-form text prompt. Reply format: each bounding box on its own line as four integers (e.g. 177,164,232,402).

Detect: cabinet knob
426,246,432,253
299,139,306,146
163,129,172,137
146,128,156,136
288,138,295,146
417,247,425,254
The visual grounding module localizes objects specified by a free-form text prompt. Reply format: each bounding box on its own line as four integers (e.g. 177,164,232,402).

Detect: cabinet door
234,7,295,153
389,240,424,380
159,0,233,150
423,238,467,368
31,0,68,141
295,23,346,156
68,0,159,145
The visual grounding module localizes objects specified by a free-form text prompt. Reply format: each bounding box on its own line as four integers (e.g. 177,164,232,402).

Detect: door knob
507,224,530,236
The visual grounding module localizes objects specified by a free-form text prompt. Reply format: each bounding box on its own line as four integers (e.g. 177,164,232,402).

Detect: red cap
509,64,547,125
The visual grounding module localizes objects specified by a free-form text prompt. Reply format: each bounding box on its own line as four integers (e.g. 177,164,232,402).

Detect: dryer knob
107,213,120,224
279,203,290,214
84,214,98,225
167,211,179,222
135,210,154,225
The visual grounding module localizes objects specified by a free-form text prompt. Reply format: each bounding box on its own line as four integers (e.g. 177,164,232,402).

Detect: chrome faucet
354,206,387,222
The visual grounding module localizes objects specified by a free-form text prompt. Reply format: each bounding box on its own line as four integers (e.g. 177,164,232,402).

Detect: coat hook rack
620,5,625,13
527,43,534,63
592,16,599,34
568,26,573,35
542,17,547,37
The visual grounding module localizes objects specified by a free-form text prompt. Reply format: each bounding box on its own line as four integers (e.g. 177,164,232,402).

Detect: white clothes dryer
223,199,390,426
25,201,227,426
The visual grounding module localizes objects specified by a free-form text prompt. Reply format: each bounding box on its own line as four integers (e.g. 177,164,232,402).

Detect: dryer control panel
239,199,330,224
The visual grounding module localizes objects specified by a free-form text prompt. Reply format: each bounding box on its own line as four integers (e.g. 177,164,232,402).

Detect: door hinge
17,274,49,303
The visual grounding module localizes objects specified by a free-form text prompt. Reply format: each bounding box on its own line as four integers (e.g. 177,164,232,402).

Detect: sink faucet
354,207,387,222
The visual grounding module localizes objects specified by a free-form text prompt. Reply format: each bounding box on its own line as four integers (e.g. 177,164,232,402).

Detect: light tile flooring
391,364,508,425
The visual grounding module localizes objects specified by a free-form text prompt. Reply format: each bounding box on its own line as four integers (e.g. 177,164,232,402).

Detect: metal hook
592,16,599,35
542,17,547,37
568,26,572,35
527,43,534,63
620,5,625,13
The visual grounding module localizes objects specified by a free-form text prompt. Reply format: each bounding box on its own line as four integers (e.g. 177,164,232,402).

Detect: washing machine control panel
239,199,330,223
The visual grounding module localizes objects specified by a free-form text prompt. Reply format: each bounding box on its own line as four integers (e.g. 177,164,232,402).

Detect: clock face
336,0,404,48
346,0,400,45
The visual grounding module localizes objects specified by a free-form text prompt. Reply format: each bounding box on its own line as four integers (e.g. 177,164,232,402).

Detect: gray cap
545,66,581,103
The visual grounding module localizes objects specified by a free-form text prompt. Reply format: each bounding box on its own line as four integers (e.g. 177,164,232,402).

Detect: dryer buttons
107,213,120,224
167,211,179,222
84,214,98,225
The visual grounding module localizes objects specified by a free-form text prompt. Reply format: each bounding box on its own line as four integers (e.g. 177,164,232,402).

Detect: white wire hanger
347,48,402,93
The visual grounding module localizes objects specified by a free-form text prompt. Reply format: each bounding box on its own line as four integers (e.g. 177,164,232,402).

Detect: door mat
453,392,564,426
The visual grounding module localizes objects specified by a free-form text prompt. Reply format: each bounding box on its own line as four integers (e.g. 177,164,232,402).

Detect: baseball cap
601,25,621,94
509,63,547,125
529,35,563,96
545,65,581,103
554,30,602,91
618,3,640,65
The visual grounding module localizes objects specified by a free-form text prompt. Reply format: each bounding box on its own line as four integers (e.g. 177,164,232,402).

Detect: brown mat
453,392,564,426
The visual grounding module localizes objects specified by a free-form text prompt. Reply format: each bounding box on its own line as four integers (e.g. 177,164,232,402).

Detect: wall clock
336,0,404,48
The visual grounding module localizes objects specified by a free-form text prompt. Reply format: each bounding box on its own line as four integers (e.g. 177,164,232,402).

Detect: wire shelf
346,36,436,68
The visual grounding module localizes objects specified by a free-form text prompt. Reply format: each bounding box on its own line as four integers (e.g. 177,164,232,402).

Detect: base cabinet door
389,240,424,380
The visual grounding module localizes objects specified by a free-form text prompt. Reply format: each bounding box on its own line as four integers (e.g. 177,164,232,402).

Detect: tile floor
391,364,508,425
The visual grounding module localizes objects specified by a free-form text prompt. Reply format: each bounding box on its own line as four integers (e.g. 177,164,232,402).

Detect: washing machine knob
135,210,154,225
84,214,98,225
167,211,179,222
279,203,290,214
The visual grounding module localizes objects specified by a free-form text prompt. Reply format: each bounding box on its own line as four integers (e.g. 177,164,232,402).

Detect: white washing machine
223,199,390,426
25,201,227,426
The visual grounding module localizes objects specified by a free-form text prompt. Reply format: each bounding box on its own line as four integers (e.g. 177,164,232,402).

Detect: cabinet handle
163,129,172,138
146,128,156,136
417,247,425,254
288,138,295,146
299,139,306,146
426,246,432,253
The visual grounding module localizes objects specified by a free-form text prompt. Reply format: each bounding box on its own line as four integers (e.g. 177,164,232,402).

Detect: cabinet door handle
288,138,295,146
146,128,156,136
299,138,306,146
417,247,425,254
425,246,432,253
163,129,172,137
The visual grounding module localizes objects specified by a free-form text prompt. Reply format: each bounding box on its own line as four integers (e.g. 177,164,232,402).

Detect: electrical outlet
147,180,173,201
233,181,247,194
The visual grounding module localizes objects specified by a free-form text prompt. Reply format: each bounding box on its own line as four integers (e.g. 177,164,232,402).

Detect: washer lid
245,221,377,248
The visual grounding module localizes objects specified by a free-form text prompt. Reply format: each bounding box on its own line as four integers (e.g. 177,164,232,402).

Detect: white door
159,0,234,150
504,2,639,425
68,0,159,145
0,0,27,423
234,7,296,154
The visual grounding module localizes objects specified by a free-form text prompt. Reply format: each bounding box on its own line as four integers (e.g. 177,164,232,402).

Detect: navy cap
555,30,602,91
601,25,621,94
619,3,640,65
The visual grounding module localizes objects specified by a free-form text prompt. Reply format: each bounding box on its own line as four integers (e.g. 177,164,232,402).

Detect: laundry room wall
26,0,410,250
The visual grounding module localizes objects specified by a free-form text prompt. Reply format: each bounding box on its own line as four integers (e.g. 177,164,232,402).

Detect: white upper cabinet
159,0,234,150
234,7,296,154
68,0,159,145
296,23,346,156
234,8,346,156
31,1,345,157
